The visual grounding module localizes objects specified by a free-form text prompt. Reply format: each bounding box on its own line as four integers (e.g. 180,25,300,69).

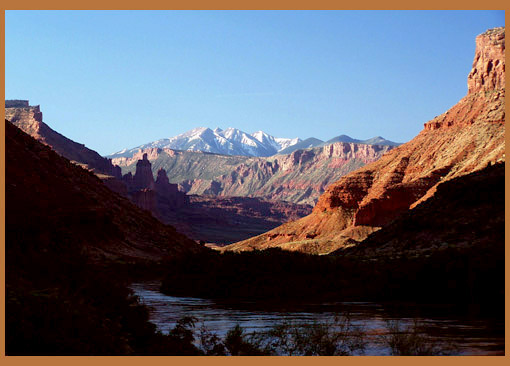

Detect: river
130,282,504,356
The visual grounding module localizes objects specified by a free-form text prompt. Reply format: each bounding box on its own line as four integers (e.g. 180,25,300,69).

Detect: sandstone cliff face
213,142,393,205
114,142,393,205
467,28,505,95
5,101,122,178
224,27,505,255
334,162,504,259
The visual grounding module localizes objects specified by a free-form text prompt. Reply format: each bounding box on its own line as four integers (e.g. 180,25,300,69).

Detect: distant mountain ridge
277,135,401,155
113,142,395,206
108,127,401,159
108,127,302,159
324,135,401,146
277,138,324,154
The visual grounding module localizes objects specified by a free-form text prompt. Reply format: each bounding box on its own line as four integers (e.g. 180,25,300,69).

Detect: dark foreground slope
5,120,206,355
6,120,203,262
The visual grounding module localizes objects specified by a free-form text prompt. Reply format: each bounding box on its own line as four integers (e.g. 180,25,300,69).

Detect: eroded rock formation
121,153,188,216
132,153,156,191
120,152,313,244
224,27,505,255
114,141,394,205
155,168,188,207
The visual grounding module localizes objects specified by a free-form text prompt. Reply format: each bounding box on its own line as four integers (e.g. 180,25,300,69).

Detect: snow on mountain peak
109,127,302,158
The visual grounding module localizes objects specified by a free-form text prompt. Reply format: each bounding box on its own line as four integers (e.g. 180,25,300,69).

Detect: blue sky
5,10,505,155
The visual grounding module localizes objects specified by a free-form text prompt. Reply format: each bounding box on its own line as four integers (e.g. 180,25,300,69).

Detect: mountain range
108,126,400,159
4,101,315,244
113,142,394,206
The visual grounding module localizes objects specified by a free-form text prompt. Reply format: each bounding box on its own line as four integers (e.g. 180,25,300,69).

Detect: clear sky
5,10,505,156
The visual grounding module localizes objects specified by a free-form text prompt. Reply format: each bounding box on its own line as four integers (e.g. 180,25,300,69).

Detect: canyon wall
224,27,505,255
114,142,394,205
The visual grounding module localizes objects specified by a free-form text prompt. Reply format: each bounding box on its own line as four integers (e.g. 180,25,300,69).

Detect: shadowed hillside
6,119,203,262
5,119,210,355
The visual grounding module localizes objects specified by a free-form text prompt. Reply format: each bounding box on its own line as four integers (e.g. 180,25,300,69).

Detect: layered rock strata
224,27,505,255
333,162,504,259
114,142,394,206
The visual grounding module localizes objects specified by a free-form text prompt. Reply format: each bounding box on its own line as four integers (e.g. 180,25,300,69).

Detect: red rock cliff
225,27,505,255
468,27,505,94
5,101,122,178
424,27,505,131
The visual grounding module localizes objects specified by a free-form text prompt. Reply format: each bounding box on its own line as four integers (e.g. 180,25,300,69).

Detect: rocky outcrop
120,152,312,244
424,27,505,131
467,27,505,94
115,141,394,205
132,153,155,190
155,168,188,207
5,100,30,108
5,101,122,178
121,153,189,219
224,27,505,255
6,119,204,262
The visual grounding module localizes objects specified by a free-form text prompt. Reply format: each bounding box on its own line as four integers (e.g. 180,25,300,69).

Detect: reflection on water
130,282,504,356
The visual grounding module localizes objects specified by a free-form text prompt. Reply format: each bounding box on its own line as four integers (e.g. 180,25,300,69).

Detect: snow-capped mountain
251,130,301,153
108,127,302,158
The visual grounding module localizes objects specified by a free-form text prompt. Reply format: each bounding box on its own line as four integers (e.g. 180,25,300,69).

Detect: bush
379,320,456,356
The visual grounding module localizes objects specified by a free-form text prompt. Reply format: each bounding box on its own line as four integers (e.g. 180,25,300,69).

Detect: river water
130,282,504,356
